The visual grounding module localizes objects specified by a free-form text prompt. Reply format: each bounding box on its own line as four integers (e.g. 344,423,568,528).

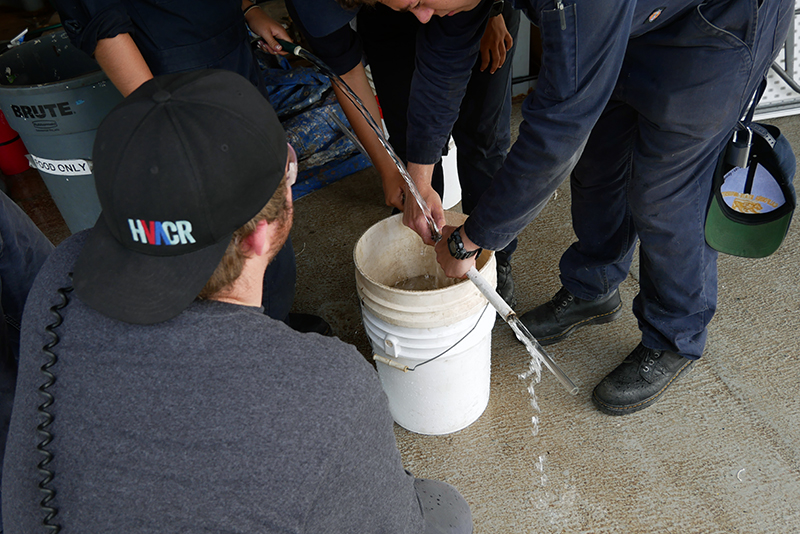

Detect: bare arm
334,63,406,210
94,33,153,97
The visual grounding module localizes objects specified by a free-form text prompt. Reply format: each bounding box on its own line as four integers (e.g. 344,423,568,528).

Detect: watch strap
448,226,482,260
489,0,504,17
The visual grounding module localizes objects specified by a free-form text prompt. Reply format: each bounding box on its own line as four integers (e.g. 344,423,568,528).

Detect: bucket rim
356,254,492,294
353,212,495,294
0,66,109,91
0,31,108,91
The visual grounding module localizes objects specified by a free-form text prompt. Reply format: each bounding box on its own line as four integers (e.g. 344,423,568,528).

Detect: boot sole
592,360,695,416
535,300,624,346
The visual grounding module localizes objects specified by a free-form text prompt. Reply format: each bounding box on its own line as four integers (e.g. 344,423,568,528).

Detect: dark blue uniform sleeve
405,0,493,165
55,0,134,56
285,0,363,76
463,0,637,250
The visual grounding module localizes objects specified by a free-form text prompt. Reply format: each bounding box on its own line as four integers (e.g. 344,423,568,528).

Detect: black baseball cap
73,70,288,324
705,123,796,258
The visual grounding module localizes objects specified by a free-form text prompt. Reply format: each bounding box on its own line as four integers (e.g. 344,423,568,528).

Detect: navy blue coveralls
287,0,521,260
56,0,297,321
405,0,792,358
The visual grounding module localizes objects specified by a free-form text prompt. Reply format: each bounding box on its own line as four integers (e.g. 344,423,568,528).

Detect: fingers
401,196,443,246
497,45,507,69
271,24,292,43
386,187,404,210
257,39,285,56
403,211,437,245
430,203,446,239
504,33,514,50
490,48,503,73
434,236,475,279
382,174,406,210
483,44,506,74
480,48,491,72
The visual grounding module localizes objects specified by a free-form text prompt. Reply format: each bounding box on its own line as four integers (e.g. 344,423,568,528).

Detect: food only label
26,154,92,176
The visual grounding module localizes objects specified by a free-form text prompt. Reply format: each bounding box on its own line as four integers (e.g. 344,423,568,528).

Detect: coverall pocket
538,3,578,101
693,0,756,50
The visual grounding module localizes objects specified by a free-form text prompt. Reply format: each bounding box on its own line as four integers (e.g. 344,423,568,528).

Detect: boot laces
552,288,574,312
641,349,661,373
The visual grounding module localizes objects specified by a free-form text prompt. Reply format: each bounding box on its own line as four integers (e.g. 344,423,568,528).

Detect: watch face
447,227,478,260
448,235,461,256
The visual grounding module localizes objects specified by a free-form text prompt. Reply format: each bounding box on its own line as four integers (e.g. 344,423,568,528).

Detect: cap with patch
73,70,287,324
705,123,796,258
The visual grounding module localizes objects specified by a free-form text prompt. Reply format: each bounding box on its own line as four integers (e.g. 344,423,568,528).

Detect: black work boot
495,256,516,309
592,343,694,415
519,286,622,345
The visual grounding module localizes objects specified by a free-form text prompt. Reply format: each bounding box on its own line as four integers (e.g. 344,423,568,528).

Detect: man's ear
240,220,269,257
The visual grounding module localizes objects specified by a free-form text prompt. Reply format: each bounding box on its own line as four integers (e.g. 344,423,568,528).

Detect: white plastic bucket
441,136,462,210
354,212,496,435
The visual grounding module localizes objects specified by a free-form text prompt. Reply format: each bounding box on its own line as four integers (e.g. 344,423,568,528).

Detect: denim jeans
0,191,54,525
0,191,53,360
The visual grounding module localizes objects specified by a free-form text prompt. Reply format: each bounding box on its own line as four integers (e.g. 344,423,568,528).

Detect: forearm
94,33,153,97
406,162,435,192
334,64,400,181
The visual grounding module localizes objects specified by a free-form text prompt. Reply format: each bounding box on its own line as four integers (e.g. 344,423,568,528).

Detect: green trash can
0,31,123,233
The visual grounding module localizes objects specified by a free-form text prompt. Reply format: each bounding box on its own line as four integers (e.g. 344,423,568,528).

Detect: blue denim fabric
0,192,53,359
0,192,53,526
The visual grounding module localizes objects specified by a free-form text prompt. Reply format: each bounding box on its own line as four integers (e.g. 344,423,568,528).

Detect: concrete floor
289,111,800,533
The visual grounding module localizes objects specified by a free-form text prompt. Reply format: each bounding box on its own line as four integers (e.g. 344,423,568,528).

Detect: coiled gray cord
36,280,73,533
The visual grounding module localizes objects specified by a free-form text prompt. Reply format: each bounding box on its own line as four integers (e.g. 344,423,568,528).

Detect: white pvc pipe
467,267,579,396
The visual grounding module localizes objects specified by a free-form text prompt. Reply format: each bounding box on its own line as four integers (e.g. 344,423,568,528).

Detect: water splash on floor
517,330,543,437
512,316,549,487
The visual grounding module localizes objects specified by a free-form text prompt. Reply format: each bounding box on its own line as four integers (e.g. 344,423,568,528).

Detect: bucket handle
373,354,409,372
373,303,491,373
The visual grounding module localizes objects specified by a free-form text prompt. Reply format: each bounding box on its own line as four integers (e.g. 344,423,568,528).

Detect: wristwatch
447,226,482,260
489,0,504,17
